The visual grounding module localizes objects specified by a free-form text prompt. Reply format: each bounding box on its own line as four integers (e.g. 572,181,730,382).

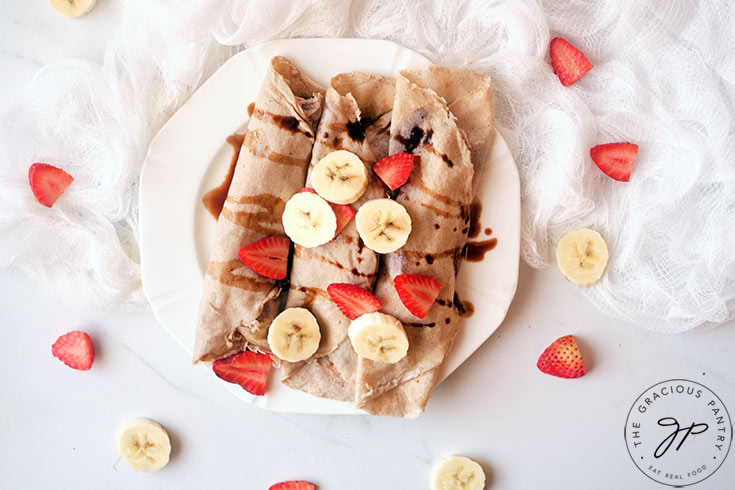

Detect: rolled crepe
354,66,493,417
281,72,395,400
193,57,324,363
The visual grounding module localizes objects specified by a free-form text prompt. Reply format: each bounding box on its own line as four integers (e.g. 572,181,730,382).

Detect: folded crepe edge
192,56,325,364
353,67,492,417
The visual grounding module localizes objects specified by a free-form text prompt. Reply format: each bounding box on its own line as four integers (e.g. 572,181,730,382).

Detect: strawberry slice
393,274,443,319
373,153,414,191
590,142,639,182
212,350,272,396
550,37,592,86
327,283,382,320
300,188,354,237
52,330,94,371
269,482,316,490
331,202,356,237
238,236,290,280
537,335,587,379
28,163,73,207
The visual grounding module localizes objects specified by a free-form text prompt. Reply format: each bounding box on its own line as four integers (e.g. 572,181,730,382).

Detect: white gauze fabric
0,0,732,331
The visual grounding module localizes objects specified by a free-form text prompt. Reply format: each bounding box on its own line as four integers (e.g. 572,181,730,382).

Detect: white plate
140,38,520,414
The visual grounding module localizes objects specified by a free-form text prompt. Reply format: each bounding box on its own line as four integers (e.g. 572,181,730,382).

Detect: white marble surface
1,2,734,489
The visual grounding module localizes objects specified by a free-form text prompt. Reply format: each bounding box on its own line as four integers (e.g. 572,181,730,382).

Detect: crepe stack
194,57,493,418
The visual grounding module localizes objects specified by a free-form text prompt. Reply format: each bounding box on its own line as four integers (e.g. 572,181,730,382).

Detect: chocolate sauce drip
396,126,425,153
462,239,498,262
405,322,436,328
468,200,483,238
202,133,245,220
346,116,376,142
453,294,476,317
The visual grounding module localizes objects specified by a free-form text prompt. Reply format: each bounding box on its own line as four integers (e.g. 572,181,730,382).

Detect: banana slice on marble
355,198,412,253
267,307,321,362
311,150,368,204
283,192,337,248
117,418,171,472
49,0,97,18
432,456,486,490
556,228,609,287
348,312,408,364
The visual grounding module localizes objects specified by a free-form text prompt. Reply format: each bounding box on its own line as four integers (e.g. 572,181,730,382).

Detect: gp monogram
624,379,732,486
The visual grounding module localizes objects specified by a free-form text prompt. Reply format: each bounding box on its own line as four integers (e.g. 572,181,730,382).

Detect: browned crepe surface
355,66,493,417
193,56,324,363
281,72,395,400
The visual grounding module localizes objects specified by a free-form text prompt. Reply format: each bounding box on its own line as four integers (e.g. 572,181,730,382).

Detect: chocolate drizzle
251,108,313,137
243,130,309,167
293,247,375,279
424,142,454,167
453,293,475,317
292,285,331,309
219,193,286,236
468,200,483,238
208,259,274,292
345,116,376,142
202,133,245,220
405,322,437,328
462,239,498,262
396,127,433,153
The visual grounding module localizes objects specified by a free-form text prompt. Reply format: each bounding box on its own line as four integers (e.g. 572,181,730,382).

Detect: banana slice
355,198,412,253
432,456,486,490
348,312,409,364
283,192,337,248
311,150,368,204
556,228,609,287
267,307,321,362
49,0,97,18
117,418,171,472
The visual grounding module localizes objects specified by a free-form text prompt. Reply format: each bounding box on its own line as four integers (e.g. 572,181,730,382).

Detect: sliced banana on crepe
49,0,97,18
283,192,337,248
267,307,321,362
311,150,368,204
432,456,486,490
355,198,412,253
117,418,171,472
348,312,409,364
556,228,609,287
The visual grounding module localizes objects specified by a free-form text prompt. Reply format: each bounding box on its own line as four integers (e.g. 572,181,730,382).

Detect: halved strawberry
537,335,587,379
269,482,316,490
52,330,94,371
373,152,414,191
393,274,443,319
28,163,73,207
590,142,639,182
299,188,355,237
550,37,592,86
212,350,272,396
327,283,382,320
238,236,290,280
